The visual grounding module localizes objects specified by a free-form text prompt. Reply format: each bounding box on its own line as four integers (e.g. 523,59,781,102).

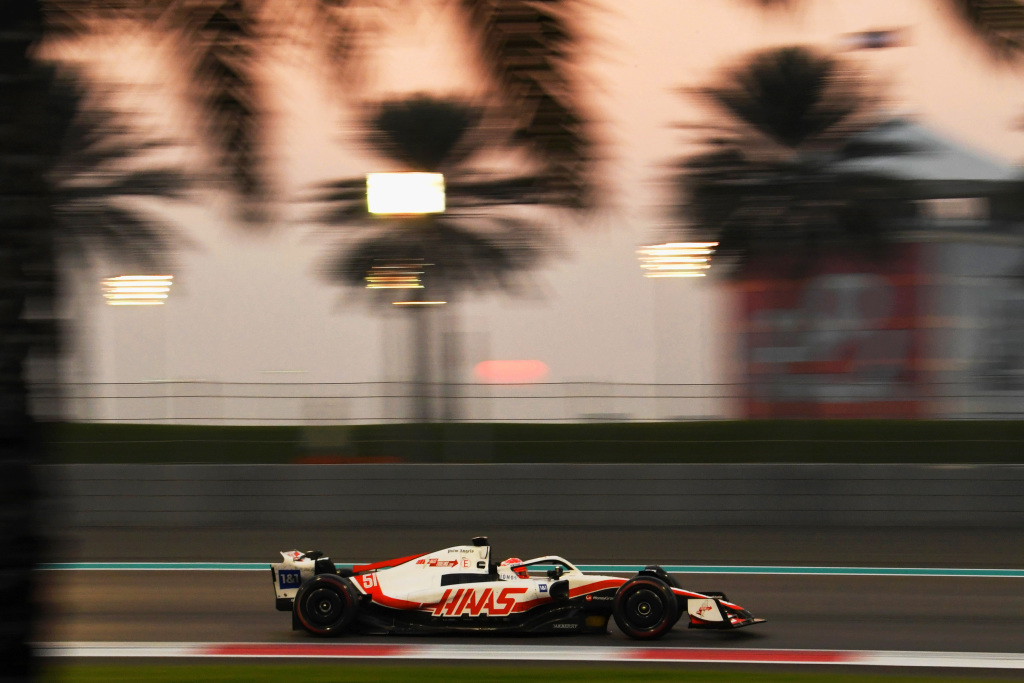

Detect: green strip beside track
42,663,1014,683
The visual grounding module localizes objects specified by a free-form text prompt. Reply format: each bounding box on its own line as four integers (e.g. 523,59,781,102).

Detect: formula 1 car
269,537,765,639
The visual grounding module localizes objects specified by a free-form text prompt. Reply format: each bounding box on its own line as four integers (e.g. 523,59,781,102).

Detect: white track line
35,642,1024,669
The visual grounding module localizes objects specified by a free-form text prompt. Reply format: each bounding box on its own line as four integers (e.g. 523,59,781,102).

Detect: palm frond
162,0,265,213
701,46,874,150
370,95,480,171
311,201,371,225
456,0,594,206
674,47,912,276
64,169,192,199
309,185,367,204
327,216,540,293
444,174,549,207
56,206,171,272
310,95,567,300
306,0,362,81
943,0,1024,58
49,75,191,269
312,177,367,192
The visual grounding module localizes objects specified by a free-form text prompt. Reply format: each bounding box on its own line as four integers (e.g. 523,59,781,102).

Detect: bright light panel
393,300,447,306
102,275,173,305
367,173,445,215
365,263,424,290
474,360,549,384
638,242,718,278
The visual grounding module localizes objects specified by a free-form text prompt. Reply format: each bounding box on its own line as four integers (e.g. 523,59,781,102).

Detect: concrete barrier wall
48,464,1024,527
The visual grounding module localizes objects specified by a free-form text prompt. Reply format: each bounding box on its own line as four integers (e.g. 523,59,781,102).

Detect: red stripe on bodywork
370,591,423,609
671,588,711,599
352,553,425,573
568,578,626,598
202,644,411,658
360,577,424,610
629,648,853,663
511,597,550,613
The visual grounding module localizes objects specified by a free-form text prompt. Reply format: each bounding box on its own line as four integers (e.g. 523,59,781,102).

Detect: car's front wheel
293,574,359,636
612,576,678,640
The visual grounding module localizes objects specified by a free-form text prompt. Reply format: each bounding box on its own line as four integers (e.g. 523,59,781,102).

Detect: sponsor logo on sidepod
415,558,459,568
432,587,529,616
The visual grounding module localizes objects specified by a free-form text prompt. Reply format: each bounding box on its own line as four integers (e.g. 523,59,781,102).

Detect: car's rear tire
613,576,678,640
293,574,359,636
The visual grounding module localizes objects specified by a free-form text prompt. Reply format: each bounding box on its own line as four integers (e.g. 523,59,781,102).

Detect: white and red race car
270,537,765,639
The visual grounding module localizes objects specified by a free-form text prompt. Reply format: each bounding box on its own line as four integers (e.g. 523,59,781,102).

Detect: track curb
37,642,1024,669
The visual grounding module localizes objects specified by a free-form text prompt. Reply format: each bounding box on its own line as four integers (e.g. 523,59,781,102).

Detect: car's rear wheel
613,576,678,640
293,574,359,636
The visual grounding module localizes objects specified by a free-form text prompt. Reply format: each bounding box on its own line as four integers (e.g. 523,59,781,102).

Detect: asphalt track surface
38,526,1024,657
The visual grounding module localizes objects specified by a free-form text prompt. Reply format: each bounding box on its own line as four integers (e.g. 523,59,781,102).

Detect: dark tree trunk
0,1,63,679
440,299,460,423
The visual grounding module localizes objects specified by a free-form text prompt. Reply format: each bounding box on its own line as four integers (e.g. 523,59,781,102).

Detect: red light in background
474,360,549,384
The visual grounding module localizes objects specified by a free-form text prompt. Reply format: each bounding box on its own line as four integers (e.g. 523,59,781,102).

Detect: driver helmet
499,557,529,579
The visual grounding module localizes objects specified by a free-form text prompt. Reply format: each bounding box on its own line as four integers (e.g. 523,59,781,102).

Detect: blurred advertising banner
738,245,923,418
928,240,1024,418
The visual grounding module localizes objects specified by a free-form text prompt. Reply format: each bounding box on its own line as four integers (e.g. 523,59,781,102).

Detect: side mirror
547,566,564,580
548,579,569,601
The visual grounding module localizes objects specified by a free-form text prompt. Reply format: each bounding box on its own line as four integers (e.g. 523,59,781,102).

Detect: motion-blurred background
24,1,1024,426
3,0,1024,679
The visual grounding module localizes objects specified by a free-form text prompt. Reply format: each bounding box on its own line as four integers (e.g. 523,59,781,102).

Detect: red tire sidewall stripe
617,577,676,638
296,575,355,635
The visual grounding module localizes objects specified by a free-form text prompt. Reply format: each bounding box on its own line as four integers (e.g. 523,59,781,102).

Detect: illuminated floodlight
637,242,718,278
365,262,424,290
102,275,173,305
393,300,447,306
367,173,445,214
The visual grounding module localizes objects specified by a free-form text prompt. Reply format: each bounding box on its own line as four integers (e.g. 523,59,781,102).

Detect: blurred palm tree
676,46,916,275
2,12,189,679
1,2,595,673
310,95,564,422
950,0,1024,56
748,0,1024,176
53,80,189,271
44,0,595,217
50,75,191,427
455,0,594,207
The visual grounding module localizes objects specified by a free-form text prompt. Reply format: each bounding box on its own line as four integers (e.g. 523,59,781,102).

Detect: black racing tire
639,565,679,589
640,566,684,627
613,576,678,640
667,598,685,629
293,574,359,636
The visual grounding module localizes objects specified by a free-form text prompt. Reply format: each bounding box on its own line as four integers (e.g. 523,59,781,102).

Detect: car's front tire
613,576,678,640
293,574,359,636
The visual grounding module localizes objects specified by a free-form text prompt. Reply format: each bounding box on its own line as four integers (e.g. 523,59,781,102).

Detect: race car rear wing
270,550,339,611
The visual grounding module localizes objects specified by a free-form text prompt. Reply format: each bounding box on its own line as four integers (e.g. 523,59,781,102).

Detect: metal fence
36,380,1024,424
